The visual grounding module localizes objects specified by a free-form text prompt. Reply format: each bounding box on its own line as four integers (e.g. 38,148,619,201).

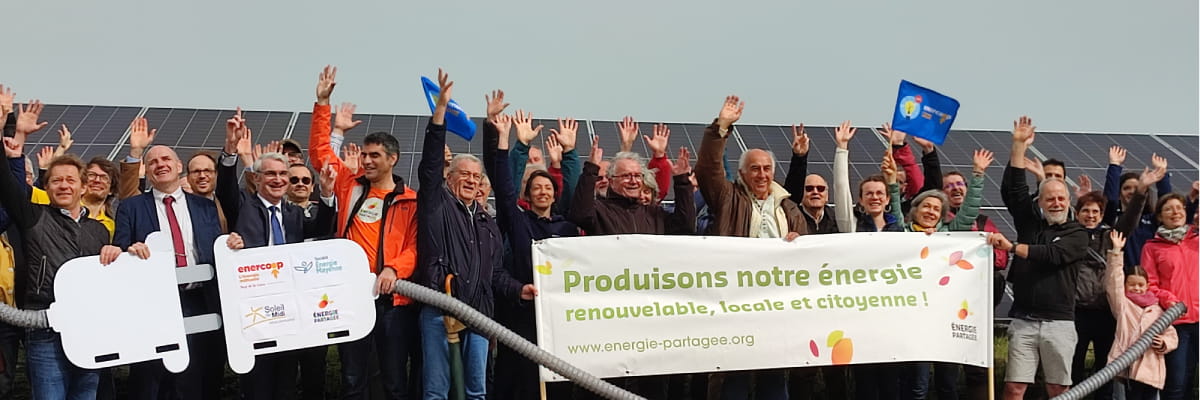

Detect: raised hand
264,141,282,156
910,136,936,154
491,114,513,149
1151,153,1168,172
316,65,337,105
617,116,639,152
588,135,604,166
334,102,363,134
485,89,509,119
671,147,691,176
0,85,13,117
549,118,578,152
319,164,337,196
131,117,159,158
834,120,857,150
435,68,453,108
16,100,49,135
716,95,744,130
37,146,55,170
2,137,21,158
988,232,1014,251
1075,174,1093,199
791,124,809,156
1024,157,1045,181
881,150,897,184
224,108,246,154
342,142,362,174
1012,116,1035,145
1108,146,1127,166
878,122,906,146
56,124,74,154
643,123,670,158
972,149,994,174
1109,230,1126,250
546,134,564,168
513,110,543,146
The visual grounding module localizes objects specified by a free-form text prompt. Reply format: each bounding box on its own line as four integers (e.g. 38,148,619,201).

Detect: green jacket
890,173,984,232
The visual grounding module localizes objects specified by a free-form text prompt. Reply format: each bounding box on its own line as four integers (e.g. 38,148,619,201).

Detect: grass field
0,328,1126,399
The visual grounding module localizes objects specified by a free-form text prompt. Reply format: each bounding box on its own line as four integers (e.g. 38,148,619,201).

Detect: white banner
532,232,993,381
214,237,377,374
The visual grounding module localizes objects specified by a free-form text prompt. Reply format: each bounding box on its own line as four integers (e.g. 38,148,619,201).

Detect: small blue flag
421,76,477,141
890,80,960,146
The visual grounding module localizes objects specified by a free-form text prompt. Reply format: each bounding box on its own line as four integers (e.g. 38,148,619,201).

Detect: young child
1106,230,1179,398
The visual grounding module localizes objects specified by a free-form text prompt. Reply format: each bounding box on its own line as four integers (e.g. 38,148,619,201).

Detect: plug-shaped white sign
48,232,192,372
213,236,377,374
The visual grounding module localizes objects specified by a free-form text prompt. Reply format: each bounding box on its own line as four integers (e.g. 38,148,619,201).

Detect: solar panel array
9,104,1197,238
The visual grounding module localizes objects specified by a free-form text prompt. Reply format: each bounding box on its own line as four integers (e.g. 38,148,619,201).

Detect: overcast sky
4,0,1197,134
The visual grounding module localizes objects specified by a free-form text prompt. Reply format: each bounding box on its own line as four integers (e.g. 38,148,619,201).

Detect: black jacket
415,121,503,318
0,157,109,310
1001,165,1089,321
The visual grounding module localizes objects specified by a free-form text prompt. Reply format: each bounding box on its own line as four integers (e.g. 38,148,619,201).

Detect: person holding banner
481,96,583,400
219,111,338,400
694,95,805,400
1000,116,1091,399
308,65,425,400
415,69,503,400
0,100,109,400
1141,193,1199,400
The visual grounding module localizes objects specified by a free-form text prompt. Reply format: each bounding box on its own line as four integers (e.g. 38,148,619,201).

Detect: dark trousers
295,346,328,400
0,322,21,399
128,290,225,400
240,352,295,400
1126,379,1160,400
338,301,421,400
720,369,788,400
1071,307,1116,400
493,307,538,400
788,366,847,400
854,363,900,400
1162,322,1199,400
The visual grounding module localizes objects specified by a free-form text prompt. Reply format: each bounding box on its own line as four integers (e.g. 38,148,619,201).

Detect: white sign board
213,236,376,373
532,232,993,381
49,232,191,372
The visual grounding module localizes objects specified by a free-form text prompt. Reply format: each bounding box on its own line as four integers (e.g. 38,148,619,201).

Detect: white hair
448,153,482,174
607,152,644,177
253,152,289,173
738,149,778,173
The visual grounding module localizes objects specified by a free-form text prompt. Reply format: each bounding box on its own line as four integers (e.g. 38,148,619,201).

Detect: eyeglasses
86,173,110,183
289,176,312,185
804,185,827,193
189,168,215,176
612,173,642,182
456,171,483,181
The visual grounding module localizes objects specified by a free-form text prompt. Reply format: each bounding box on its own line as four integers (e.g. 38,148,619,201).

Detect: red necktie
163,196,187,268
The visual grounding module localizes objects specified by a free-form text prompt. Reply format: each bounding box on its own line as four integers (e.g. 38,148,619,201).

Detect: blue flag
421,76,477,141
890,80,959,145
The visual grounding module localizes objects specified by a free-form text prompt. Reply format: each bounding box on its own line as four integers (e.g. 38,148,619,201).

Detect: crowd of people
0,67,1196,400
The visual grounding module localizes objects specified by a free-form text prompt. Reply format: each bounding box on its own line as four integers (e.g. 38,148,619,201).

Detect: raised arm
1002,116,1038,231
915,137,942,194
696,96,743,211
567,141,602,232
781,124,810,197
833,120,858,233
881,124,923,198
553,117,581,214
947,150,991,231
1150,153,1172,207
664,147,696,234
484,113,519,234
645,124,673,202
1115,167,1163,237
1103,146,1125,224
1103,231,1128,318
0,100,50,229
420,69,454,194
217,111,249,227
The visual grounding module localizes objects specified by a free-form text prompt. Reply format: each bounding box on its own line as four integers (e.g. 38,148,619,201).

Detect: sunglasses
804,185,827,193
289,176,312,185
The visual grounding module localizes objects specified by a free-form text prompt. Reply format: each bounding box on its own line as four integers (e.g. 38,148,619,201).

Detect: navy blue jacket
482,122,580,309
415,121,503,318
114,191,223,266
215,156,333,248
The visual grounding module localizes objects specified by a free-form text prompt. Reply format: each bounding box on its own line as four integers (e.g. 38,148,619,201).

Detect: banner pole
540,381,548,400
988,368,995,400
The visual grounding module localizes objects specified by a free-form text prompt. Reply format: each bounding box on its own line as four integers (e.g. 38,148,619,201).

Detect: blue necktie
269,206,285,245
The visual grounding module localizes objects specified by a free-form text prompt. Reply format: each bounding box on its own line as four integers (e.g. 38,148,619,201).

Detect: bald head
144,144,184,192
801,174,829,210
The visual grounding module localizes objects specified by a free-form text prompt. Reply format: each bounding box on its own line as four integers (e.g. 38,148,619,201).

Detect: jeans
340,301,421,400
420,306,488,400
899,363,928,400
719,369,788,400
0,322,21,399
26,328,99,400
1072,307,1116,400
1162,323,1198,400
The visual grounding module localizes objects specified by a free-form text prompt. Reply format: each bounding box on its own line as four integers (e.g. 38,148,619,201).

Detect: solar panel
19,105,141,163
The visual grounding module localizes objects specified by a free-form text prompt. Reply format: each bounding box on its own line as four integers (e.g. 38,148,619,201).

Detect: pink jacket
1106,250,1179,390
1141,228,1199,325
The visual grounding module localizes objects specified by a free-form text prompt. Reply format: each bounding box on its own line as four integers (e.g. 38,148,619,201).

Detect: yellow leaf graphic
826,330,844,348
536,261,553,275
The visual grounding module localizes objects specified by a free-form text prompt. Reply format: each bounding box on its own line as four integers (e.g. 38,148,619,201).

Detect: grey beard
1043,209,1069,225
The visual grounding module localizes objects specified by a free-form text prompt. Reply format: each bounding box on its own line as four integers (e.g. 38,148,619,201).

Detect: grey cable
392,279,646,400
0,302,49,328
1053,302,1187,400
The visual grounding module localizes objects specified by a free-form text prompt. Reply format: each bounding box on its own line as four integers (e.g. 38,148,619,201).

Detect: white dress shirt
152,187,197,266
259,194,286,246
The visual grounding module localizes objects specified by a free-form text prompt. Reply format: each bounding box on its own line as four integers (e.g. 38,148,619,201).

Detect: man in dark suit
218,113,335,400
100,143,225,400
